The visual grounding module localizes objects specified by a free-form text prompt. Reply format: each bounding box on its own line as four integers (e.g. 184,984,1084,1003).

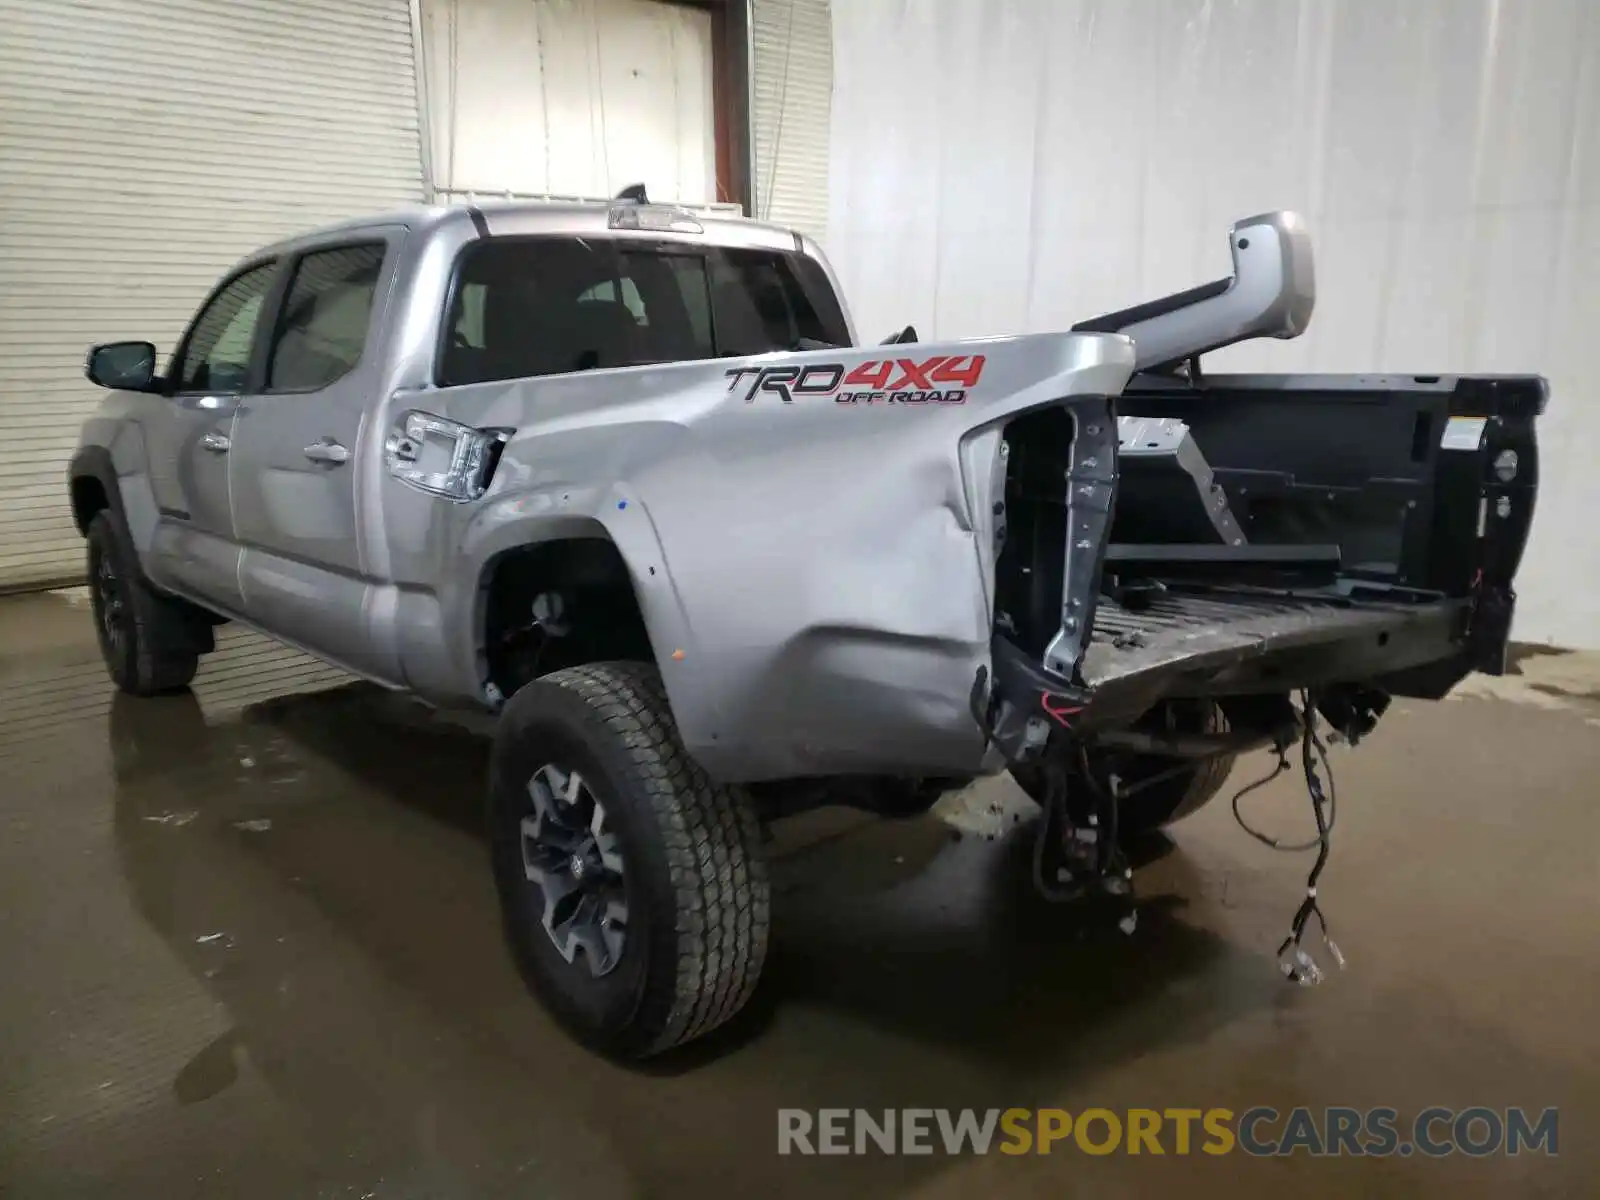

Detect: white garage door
751,0,832,241
421,0,718,205
0,0,424,589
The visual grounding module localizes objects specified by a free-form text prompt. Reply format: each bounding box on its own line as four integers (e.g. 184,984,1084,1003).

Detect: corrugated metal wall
1,0,807,595
827,0,1600,649
751,0,832,240
0,0,424,590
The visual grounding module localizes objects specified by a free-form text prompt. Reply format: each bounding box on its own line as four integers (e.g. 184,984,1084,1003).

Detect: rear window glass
437,238,850,387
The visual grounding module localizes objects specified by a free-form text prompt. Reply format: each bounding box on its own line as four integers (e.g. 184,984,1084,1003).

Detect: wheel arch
466,509,716,747
476,532,654,693
68,443,161,560
68,446,121,534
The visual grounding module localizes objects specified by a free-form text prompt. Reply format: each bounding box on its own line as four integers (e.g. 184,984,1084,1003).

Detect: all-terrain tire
1146,704,1237,829
86,510,204,695
489,661,770,1059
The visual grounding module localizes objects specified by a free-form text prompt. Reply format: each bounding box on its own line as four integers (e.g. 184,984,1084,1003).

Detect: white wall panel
829,0,1600,649
422,0,716,203
751,0,833,239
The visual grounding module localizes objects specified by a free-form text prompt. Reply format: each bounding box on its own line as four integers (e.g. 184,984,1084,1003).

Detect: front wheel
489,662,770,1059
86,510,204,695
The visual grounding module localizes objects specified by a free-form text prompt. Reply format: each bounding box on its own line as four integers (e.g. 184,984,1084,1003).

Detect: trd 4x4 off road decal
725,355,987,406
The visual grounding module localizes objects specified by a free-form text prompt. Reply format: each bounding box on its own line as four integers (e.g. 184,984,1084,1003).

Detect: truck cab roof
255,199,810,263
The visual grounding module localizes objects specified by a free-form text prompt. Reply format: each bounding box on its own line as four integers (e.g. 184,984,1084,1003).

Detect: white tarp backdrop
827,0,1600,650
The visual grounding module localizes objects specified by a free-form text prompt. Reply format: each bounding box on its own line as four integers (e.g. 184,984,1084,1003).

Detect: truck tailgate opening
985,370,1541,744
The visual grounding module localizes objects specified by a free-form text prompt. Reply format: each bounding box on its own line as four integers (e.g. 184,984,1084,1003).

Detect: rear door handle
200,432,231,453
303,440,350,465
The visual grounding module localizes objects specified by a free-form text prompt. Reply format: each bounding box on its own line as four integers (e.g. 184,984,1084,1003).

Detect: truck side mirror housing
86,341,160,392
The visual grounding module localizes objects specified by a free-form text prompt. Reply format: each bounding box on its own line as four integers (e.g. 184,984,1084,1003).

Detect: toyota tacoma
69,195,1544,1057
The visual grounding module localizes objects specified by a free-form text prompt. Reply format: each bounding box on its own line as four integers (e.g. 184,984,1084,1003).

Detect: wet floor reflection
2,592,1597,1198
96,682,1250,1197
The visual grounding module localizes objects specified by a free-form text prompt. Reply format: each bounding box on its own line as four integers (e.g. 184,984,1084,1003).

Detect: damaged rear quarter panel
411,331,1135,783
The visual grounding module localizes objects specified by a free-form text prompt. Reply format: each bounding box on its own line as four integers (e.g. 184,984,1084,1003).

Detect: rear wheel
1011,700,1236,836
489,662,770,1059
86,510,206,695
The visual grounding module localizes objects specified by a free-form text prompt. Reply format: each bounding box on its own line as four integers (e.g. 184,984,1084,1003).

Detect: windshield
438,237,851,387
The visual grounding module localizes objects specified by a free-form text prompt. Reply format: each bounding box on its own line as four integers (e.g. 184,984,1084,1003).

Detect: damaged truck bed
996,373,1535,723
977,214,1540,764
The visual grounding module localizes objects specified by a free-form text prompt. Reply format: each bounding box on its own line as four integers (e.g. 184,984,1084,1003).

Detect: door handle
303,440,350,465
200,432,231,453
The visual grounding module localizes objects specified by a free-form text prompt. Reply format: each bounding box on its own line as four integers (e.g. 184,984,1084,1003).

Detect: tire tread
529,662,769,1054
87,511,200,695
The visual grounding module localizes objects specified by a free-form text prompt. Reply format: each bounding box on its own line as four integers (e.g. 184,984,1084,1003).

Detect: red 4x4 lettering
842,361,892,389
842,355,987,392
932,354,985,389
885,357,944,390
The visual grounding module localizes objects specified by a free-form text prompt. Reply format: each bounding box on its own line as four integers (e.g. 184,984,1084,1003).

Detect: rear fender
623,333,1135,780
401,330,1136,781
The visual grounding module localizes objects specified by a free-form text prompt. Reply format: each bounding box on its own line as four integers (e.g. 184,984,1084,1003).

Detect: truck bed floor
1080,588,1467,693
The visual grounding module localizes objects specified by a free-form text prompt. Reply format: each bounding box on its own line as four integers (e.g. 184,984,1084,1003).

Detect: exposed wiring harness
1226,691,1344,984
1031,764,1081,903
1230,718,1337,852
1030,751,1135,926
1027,691,1347,969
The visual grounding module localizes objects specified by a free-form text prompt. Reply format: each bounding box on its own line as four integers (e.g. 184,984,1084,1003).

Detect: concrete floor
1,589,1596,1199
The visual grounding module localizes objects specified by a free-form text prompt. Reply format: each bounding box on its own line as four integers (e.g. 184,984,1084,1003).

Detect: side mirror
880,325,918,345
86,341,160,392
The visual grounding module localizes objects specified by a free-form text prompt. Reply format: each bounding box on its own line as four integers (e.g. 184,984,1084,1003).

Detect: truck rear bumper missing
981,588,1473,757
981,368,1541,762
1088,588,1465,691
1082,588,1468,705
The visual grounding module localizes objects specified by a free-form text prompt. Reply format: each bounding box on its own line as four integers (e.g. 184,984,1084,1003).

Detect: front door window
172,262,277,393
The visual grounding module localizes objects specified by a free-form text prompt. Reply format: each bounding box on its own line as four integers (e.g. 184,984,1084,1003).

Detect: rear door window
438,238,850,387
267,243,386,391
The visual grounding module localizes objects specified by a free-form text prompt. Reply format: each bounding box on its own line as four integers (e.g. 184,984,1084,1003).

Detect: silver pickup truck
69,195,1543,1057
